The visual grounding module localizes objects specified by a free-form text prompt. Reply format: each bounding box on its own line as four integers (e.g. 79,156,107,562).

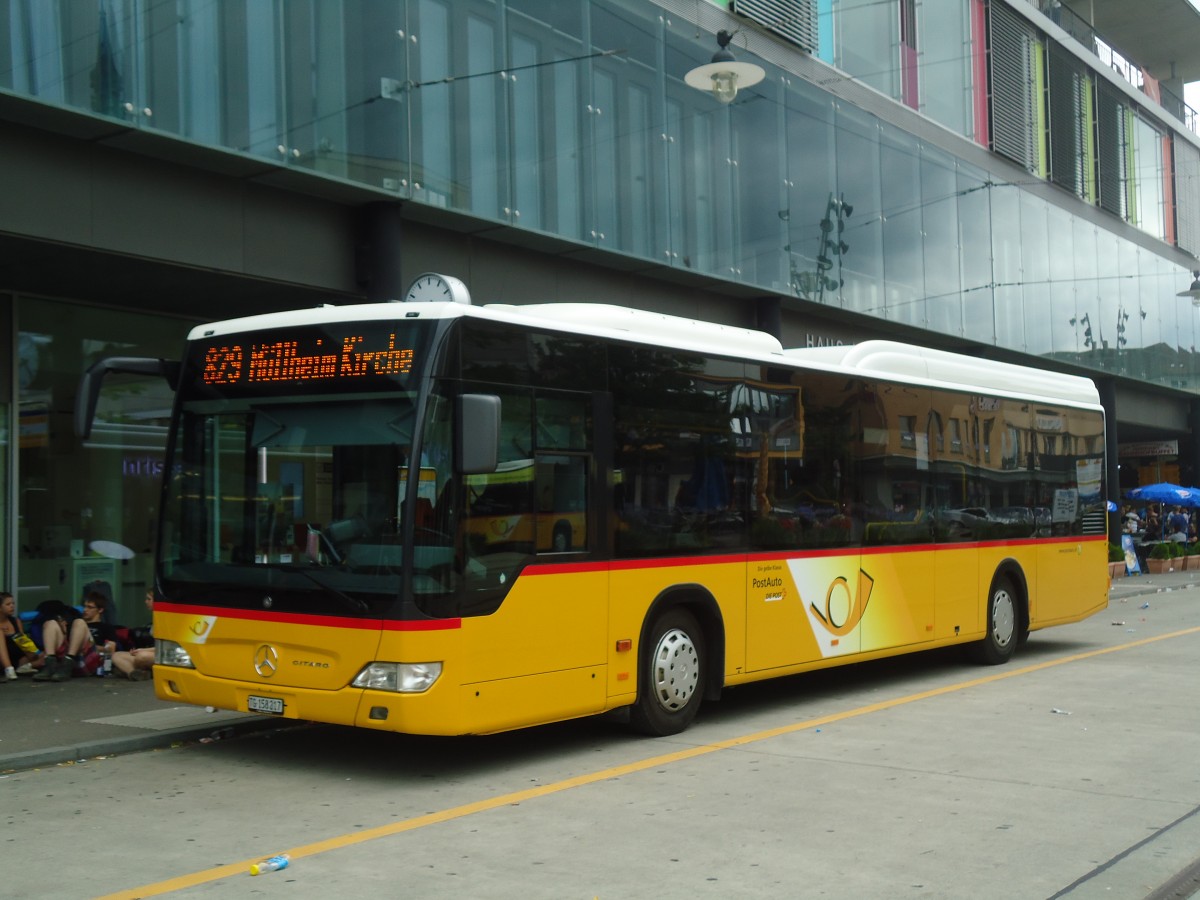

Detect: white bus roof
187,299,1101,410
782,341,1102,408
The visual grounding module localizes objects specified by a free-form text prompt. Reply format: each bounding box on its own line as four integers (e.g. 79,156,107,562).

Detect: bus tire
629,607,705,736
972,574,1019,665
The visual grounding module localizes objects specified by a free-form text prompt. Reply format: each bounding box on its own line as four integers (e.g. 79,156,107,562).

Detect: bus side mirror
457,393,500,474
74,356,181,440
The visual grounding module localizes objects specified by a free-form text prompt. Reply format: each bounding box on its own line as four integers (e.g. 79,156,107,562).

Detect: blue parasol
1125,482,1200,507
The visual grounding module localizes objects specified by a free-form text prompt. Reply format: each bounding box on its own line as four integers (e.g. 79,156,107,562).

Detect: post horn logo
253,644,279,678
811,569,875,637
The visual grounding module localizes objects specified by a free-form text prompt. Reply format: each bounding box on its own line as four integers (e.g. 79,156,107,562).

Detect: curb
0,714,297,774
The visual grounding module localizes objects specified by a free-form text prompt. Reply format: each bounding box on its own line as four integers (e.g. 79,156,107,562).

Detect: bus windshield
159,392,438,615
158,319,447,617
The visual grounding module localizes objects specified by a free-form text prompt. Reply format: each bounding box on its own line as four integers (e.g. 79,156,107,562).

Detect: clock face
404,273,471,305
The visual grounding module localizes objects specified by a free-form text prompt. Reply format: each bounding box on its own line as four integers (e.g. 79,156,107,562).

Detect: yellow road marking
100,626,1200,899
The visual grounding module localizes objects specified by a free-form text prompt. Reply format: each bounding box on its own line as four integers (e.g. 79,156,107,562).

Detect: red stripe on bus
156,601,460,631
523,534,1106,574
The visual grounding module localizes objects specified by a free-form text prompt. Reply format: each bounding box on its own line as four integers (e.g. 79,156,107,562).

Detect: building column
357,202,405,303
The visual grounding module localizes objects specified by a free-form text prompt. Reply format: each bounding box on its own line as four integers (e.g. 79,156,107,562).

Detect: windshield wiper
278,565,370,613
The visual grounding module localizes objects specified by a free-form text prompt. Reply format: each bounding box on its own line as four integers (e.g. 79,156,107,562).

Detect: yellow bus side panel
458,570,609,685
457,665,607,734
1031,539,1109,627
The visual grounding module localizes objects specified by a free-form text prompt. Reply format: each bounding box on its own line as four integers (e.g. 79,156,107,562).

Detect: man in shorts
32,592,118,682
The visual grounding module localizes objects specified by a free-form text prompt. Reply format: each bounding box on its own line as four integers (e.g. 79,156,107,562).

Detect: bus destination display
201,332,415,387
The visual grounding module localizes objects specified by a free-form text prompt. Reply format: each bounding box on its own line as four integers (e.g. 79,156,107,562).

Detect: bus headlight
155,639,195,669
352,662,442,693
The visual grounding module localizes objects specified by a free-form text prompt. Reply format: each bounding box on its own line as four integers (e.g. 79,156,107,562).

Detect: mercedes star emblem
253,644,279,678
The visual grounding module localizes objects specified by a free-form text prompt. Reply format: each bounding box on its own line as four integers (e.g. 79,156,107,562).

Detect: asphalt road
5,577,1200,900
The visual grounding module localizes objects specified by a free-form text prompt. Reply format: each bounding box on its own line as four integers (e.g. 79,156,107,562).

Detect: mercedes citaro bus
76,274,1109,737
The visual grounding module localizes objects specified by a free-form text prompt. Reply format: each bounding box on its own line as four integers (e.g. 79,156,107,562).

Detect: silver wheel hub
651,627,699,712
992,588,1015,648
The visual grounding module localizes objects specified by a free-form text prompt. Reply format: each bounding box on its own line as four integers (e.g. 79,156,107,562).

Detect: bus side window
535,454,588,553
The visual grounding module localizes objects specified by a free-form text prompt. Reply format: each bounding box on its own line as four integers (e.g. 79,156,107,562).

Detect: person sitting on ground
32,592,119,682
0,591,44,681
111,589,155,681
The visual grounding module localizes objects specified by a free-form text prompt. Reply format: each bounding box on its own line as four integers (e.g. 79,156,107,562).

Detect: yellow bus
77,275,1109,736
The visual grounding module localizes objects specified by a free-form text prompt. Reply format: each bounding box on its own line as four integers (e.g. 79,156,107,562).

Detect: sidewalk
2,568,1197,774
0,670,291,773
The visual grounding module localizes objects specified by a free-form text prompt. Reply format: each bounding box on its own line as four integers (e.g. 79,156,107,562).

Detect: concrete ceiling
1062,0,1200,85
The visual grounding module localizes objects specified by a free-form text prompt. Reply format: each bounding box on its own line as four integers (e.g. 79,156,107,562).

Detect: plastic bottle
102,647,113,677
250,854,290,876
95,646,108,677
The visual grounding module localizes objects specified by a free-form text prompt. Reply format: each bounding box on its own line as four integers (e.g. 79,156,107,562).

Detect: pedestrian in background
0,591,43,681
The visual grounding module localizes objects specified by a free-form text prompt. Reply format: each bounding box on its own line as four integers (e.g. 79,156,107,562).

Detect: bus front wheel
629,608,705,736
972,575,1018,665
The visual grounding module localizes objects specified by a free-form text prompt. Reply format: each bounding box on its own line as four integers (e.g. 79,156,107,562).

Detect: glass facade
0,294,10,592
3,0,1192,388
15,298,190,624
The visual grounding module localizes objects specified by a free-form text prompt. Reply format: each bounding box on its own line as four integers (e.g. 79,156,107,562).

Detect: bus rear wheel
629,608,704,736
972,575,1018,665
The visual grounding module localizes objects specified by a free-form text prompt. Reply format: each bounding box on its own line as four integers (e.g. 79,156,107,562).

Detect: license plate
247,695,285,715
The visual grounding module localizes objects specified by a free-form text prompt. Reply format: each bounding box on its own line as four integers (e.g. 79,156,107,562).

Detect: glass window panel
922,146,962,335
785,77,836,303
684,106,718,272
958,164,993,345
835,103,883,315
881,127,924,327
664,95,685,266
1019,193,1050,357
991,184,1023,350
592,68,618,246
511,32,541,228
286,1,350,181
244,0,282,156
918,0,970,135
342,1,408,188
413,0,453,204
552,51,583,240
468,14,501,217
17,299,190,626
753,371,860,551
734,70,784,287
1132,117,1166,240
833,0,898,100
1073,219,1102,359
0,294,8,590
137,0,221,143
611,345,747,556
1097,230,1131,374
624,81,653,257
1043,203,1073,358
7,2,66,102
